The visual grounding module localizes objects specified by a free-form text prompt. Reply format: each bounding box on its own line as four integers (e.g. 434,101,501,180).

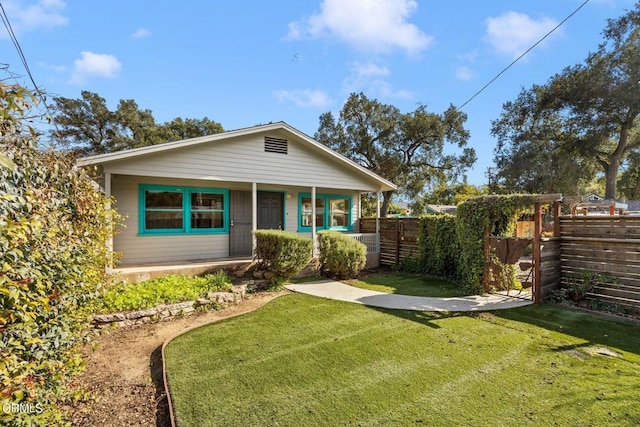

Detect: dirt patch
63,291,285,427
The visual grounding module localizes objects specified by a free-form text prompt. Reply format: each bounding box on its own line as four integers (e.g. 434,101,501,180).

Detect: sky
0,0,637,186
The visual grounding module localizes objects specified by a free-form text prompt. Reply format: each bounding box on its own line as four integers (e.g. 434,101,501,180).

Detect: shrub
100,273,233,312
416,215,460,279
254,230,312,279
318,231,367,279
1,83,115,425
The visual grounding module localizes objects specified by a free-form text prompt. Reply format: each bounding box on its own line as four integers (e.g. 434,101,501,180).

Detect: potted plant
566,272,600,302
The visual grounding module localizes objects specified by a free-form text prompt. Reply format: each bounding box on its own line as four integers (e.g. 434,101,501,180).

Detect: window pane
315,213,324,227
146,191,182,209
330,199,348,212
302,197,324,212
145,211,183,229
192,193,224,210
191,211,224,229
330,213,348,227
301,213,312,227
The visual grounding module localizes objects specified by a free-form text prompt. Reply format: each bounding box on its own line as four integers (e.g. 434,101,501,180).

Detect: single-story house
77,122,396,268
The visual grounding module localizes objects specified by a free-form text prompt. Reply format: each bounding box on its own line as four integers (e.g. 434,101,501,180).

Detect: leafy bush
1,83,115,425
318,231,367,279
254,230,312,279
416,215,460,279
100,272,232,312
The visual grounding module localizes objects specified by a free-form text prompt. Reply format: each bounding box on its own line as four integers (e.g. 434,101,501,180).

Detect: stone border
91,285,247,327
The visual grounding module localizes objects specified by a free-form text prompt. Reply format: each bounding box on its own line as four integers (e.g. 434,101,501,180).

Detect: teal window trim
298,193,353,232
139,184,229,235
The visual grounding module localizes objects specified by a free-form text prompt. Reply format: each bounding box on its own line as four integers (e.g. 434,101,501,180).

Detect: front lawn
345,271,466,297
164,295,640,426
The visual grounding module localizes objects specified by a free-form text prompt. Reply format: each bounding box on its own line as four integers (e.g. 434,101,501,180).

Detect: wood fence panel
560,215,640,311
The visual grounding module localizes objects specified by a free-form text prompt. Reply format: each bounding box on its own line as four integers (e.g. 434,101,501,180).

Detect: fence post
395,218,400,265
533,202,543,304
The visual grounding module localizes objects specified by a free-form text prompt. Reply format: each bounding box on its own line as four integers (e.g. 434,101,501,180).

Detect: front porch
111,233,380,284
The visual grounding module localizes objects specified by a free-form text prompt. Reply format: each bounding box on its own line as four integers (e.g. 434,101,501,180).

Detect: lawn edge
161,291,289,427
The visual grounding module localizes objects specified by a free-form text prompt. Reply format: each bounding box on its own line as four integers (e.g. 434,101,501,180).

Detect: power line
457,0,591,111
0,1,57,131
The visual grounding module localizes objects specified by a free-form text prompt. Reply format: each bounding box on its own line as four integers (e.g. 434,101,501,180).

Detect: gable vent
264,136,288,154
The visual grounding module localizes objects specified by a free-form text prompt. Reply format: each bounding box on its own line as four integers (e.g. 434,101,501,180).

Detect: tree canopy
491,3,640,199
315,93,476,215
50,91,223,155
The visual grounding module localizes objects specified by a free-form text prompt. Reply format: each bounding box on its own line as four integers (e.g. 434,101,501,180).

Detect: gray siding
112,175,360,265
104,130,376,191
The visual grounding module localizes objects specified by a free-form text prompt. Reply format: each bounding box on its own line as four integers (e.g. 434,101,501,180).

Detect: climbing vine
455,195,539,293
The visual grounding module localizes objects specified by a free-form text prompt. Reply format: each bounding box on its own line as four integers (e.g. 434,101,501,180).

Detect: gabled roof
77,121,396,191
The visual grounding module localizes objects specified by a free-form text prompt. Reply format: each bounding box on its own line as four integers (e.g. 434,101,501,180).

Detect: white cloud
37,61,67,73
131,27,151,39
485,11,559,59
455,66,475,82
70,51,122,84
0,0,68,35
287,0,432,56
273,89,332,108
342,61,412,99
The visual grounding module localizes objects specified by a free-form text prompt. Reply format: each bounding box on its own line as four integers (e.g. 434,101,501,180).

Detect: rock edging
92,284,247,327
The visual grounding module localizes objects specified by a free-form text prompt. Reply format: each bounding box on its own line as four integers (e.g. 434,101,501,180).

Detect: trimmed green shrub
1,83,116,425
100,272,232,312
254,230,312,279
417,215,460,279
318,231,367,279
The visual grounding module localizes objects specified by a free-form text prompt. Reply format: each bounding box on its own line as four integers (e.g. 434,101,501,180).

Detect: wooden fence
361,215,640,310
360,218,420,266
560,216,640,310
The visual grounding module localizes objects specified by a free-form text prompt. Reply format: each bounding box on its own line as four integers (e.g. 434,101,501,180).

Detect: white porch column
311,186,317,257
376,190,381,252
104,172,113,274
252,182,258,256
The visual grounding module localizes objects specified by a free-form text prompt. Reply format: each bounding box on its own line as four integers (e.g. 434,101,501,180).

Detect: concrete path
285,279,533,312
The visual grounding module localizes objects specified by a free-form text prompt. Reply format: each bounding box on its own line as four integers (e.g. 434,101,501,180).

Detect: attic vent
264,136,288,154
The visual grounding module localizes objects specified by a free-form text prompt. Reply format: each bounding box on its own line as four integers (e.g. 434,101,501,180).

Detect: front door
258,192,284,230
229,191,252,256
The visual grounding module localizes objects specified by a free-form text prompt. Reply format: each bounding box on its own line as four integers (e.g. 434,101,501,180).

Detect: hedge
1,83,115,426
318,231,367,279
254,230,312,279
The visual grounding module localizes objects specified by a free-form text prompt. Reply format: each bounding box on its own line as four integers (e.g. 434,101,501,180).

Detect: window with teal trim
299,194,352,231
140,185,228,235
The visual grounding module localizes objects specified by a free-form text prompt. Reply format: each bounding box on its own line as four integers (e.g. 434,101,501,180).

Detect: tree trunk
380,191,393,217
604,158,619,200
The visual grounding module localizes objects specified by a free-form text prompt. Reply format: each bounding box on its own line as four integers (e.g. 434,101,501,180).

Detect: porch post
252,182,257,256
311,186,317,257
104,172,113,274
376,190,381,252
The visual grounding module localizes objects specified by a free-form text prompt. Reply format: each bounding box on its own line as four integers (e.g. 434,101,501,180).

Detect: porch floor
111,257,254,284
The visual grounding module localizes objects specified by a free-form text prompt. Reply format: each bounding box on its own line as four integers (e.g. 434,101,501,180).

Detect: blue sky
0,0,636,185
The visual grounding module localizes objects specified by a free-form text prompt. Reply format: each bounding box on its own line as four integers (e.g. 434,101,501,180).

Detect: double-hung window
139,185,228,235
299,193,352,231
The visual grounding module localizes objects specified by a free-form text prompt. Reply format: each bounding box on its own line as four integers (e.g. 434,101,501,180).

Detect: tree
491,86,596,195
155,117,224,141
50,91,224,155
315,93,476,215
492,4,640,199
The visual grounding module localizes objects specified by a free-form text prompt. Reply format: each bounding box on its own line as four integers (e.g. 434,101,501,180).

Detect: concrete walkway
285,279,533,312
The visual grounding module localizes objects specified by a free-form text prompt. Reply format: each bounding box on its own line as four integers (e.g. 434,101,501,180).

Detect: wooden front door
229,191,252,256
258,192,284,230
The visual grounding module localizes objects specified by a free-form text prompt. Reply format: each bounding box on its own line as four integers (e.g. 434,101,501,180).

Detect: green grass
345,272,467,297
164,295,640,426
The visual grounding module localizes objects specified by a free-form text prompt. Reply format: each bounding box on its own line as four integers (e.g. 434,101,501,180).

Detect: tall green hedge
254,230,312,279
417,215,460,279
1,83,115,426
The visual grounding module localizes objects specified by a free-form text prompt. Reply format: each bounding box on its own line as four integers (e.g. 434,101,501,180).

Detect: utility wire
0,1,58,133
457,0,591,111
